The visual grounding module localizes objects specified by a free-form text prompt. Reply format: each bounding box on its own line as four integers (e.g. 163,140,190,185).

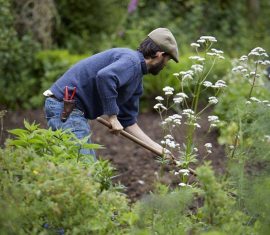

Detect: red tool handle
64,86,69,100
70,87,76,100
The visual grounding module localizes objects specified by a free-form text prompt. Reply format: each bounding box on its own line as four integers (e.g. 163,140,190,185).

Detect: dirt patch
0,108,226,202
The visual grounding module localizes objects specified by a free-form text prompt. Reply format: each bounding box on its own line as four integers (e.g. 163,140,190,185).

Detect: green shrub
0,122,131,234
54,0,128,53
131,187,194,234
0,148,130,235
0,0,40,109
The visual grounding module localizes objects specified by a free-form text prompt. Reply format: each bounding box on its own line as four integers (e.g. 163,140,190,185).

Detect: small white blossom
248,51,260,57
165,91,173,95
264,135,270,142
191,42,200,48
183,109,194,115
208,115,219,122
204,143,212,148
173,73,179,76
176,92,188,98
163,86,174,93
211,48,224,54
155,96,164,101
218,55,225,60
179,183,192,187
191,64,203,73
164,134,173,140
213,80,227,88
179,169,190,176
197,39,205,43
208,96,218,104
194,123,201,128
229,145,235,150
165,117,173,123
189,56,205,62
154,103,167,110
250,97,261,103
173,97,183,104
203,81,213,87
193,147,198,152
207,52,216,57
183,74,193,80
239,55,248,61
232,65,244,72
200,36,217,42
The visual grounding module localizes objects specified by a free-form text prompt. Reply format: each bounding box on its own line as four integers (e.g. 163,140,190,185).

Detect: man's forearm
125,123,163,153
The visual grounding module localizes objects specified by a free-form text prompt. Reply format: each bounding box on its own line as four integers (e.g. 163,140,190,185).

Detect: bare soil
0,108,226,202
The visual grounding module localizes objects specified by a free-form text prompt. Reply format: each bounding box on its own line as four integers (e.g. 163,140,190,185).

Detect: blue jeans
44,97,96,161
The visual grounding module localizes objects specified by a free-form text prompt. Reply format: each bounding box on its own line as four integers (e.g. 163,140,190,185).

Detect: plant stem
248,62,258,99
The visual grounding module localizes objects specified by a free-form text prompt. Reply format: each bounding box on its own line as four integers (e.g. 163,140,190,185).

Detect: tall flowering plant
154,36,226,186
229,47,270,158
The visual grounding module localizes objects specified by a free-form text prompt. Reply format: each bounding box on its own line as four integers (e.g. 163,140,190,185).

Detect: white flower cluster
233,48,270,76
173,96,183,104
197,36,217,43
264,135,270,143
175,169,190,176
161,135,180,149
207,48,225,59
248,47,269,58
163,86,174,95
175,70,194,80
182,109,195,118
204,143,212,153
155,96,164,101
162,114,182,126
179,182,192,187
176,92,188,98
189,56,205,62
193,123,201,128
153,103,167,110
208,115,220,127
208,96,218,104
191,64,204,73
190,43,200,48
247,97,270,107
232,65,247,73
203,80,227,88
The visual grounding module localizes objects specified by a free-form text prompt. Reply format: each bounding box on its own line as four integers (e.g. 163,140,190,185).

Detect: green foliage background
0,0,269,108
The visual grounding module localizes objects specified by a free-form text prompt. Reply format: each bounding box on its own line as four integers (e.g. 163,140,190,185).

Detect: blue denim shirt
50,48,148,127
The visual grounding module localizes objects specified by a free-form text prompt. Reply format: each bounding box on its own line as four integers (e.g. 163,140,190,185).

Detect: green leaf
8,129,28,136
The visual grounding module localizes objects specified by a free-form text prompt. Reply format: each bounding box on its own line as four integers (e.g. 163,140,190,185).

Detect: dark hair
137,37,162,59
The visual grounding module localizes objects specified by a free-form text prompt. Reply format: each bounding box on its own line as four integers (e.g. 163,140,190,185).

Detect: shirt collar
137,51,148,75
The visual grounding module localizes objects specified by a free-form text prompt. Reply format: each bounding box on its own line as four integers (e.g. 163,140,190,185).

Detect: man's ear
153,51,164,59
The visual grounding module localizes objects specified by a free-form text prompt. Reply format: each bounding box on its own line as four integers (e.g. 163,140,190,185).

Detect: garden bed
0,107,225,202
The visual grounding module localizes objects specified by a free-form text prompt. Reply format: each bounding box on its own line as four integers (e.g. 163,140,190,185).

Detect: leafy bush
0,0,40,109
0,122,131,234
54,0,128,53
0,148,130,235
131,188,194,234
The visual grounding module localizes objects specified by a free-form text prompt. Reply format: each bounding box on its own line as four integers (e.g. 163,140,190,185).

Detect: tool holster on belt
61,99,75,122
61,86,76,122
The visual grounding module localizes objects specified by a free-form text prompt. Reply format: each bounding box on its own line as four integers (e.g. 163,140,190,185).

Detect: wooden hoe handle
96,117,196,176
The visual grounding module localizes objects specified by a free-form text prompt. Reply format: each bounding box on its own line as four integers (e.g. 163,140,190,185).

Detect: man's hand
108,115,123,135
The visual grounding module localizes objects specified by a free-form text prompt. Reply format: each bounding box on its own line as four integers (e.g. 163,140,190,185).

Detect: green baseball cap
148,28,179,63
